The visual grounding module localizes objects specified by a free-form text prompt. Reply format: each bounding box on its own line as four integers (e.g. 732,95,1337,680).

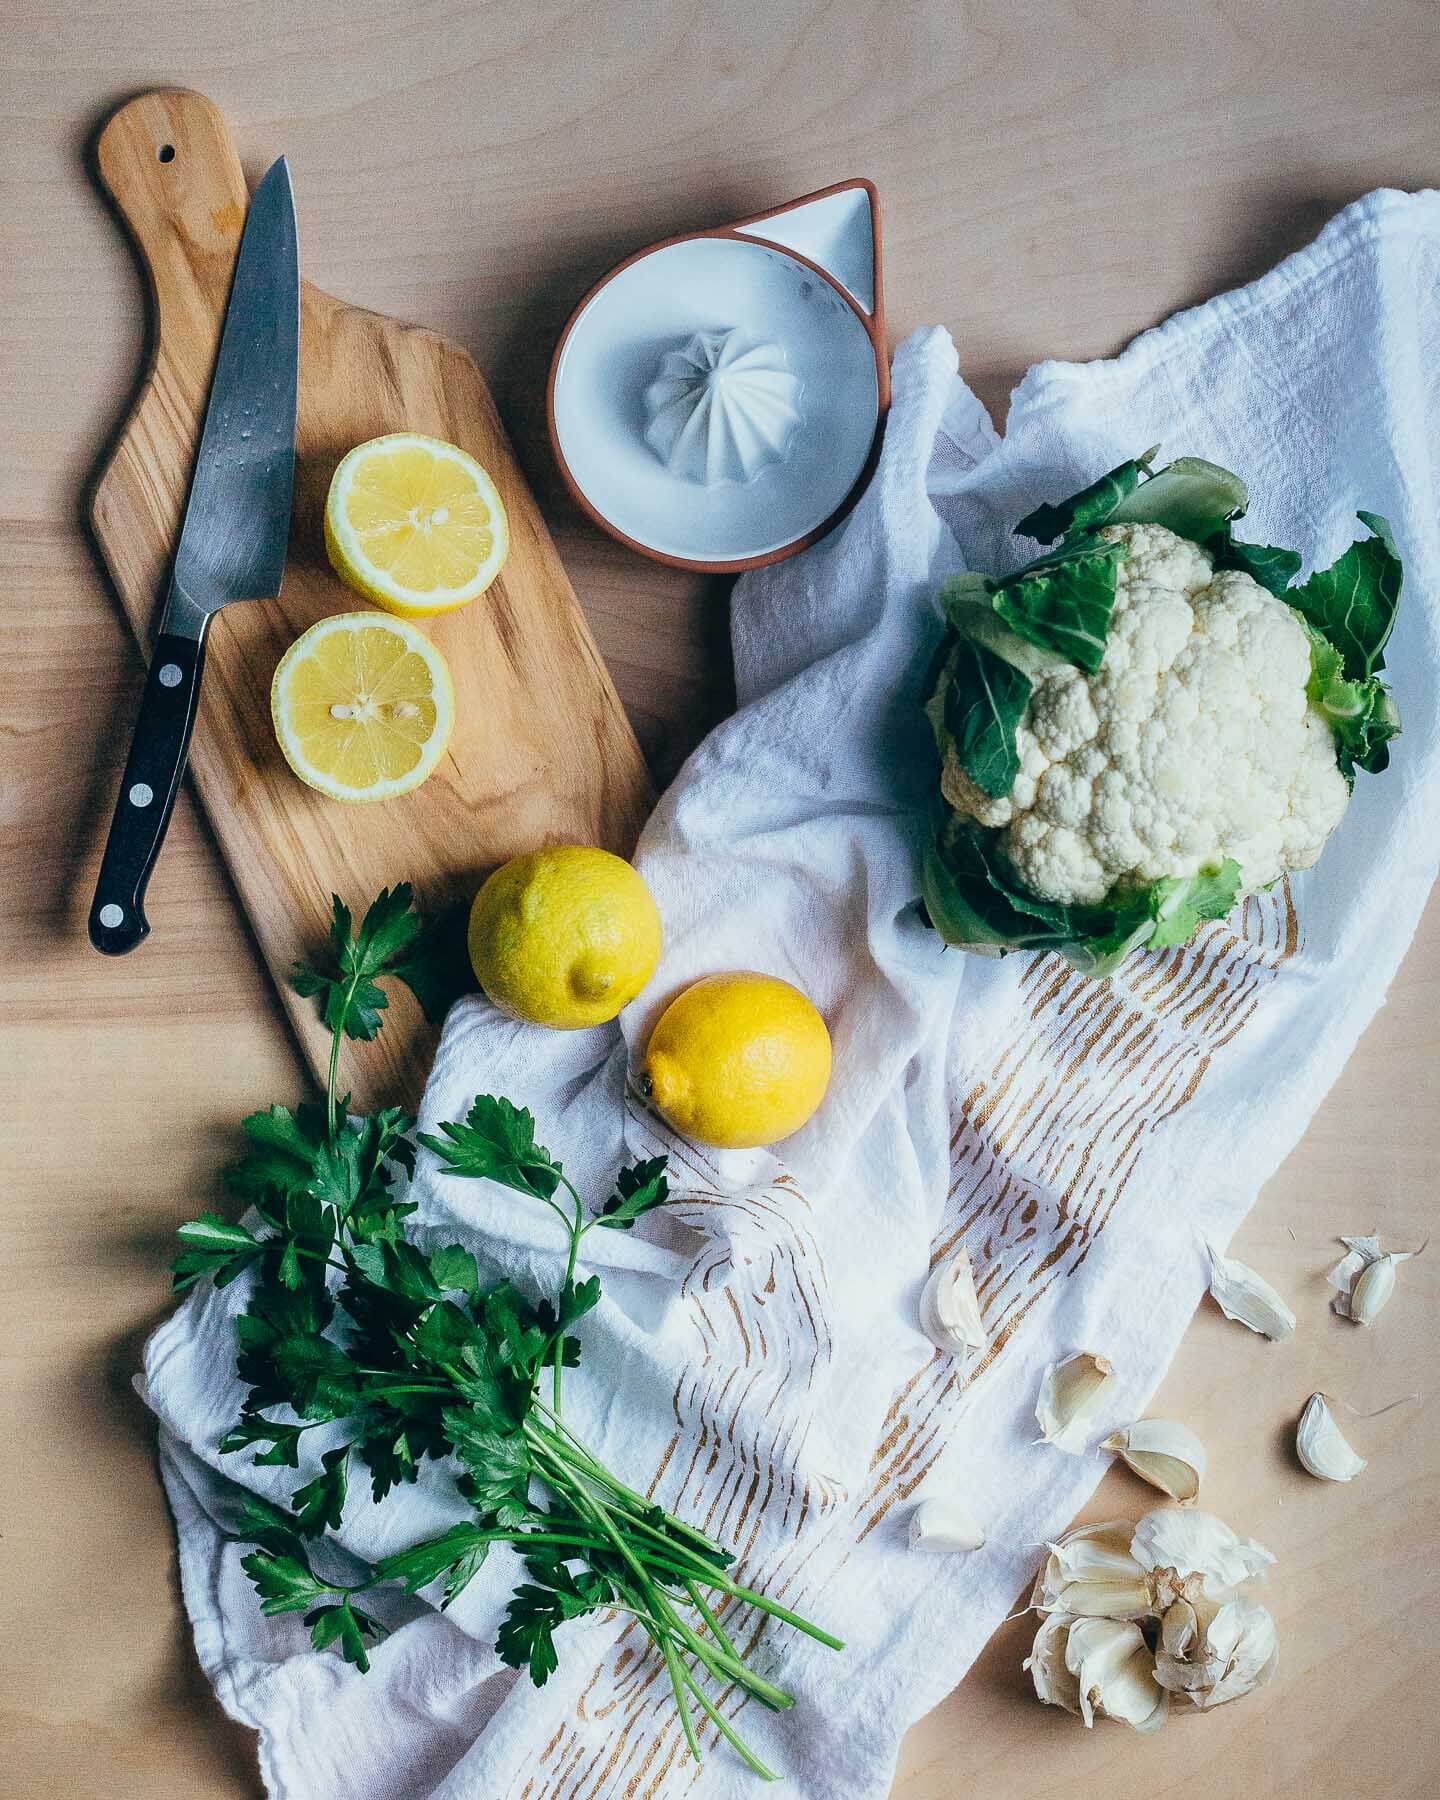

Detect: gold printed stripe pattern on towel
856,887,1298,1538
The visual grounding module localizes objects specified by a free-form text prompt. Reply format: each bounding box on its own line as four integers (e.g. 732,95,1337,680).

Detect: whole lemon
468,846,662,1029
641,972,832,1150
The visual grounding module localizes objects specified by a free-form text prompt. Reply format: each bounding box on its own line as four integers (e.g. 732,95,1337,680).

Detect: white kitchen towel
141,187,1440,1800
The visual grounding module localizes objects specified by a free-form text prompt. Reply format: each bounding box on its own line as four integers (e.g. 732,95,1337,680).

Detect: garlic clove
1024,1611,1083,1717
1030,1520,1153,1621
1062,1616,1170,1733
908,1496,986,1553
1295,1391,1367,1481
1101,1419,1206,1503
1204,1239,1296,1340
1154,1596,1278,1709
918,1246,986,1357
1349,1252,1399,1326
1035,1351,1115,1454
1328,1233,1421,1320
1130,1508,1275,1598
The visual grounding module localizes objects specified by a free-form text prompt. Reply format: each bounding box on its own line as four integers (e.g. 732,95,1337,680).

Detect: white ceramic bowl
548,182,888,572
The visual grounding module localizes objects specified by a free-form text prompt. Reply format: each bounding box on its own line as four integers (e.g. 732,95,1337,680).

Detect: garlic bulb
1030,1520,1152,1621
1327,1233,1421,1323
1101,1420,1206,1503
1035,1352,1115,1454
908,1497,986,1553
1203,1239,1296,1340
1295,1392,1367,1481
1025,1506,1278,1736
1155,1595,1279,1709
918,1246,986,1358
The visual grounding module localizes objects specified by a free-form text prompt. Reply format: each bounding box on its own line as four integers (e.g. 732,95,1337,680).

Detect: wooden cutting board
88,89,654,1108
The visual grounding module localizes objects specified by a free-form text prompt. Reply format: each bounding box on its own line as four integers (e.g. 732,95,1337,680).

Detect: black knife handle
88,629,207,955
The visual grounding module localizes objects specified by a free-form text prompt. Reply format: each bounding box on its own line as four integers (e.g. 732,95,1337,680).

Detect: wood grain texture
3,4,1438,1797
90,88,652,1107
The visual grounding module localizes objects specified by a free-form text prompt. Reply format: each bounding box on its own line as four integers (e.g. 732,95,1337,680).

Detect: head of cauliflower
939,522,1351,907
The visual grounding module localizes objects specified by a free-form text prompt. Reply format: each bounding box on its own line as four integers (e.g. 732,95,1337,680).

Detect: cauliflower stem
923,452,1403,975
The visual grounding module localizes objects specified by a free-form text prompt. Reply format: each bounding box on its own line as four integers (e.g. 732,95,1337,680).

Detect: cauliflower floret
942,522,1351,906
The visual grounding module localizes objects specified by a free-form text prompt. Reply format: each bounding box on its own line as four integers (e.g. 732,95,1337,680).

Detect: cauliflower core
941,522,1350,906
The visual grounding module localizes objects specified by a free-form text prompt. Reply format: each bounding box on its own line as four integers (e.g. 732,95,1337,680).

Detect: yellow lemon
324,432,509,617
641,972,831,1150
271,612,454,803
469,846,662,1029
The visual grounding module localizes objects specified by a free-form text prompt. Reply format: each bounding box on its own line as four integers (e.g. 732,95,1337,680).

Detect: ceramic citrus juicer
548,180,888,572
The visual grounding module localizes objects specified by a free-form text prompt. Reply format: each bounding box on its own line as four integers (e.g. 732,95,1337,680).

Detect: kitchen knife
89,154,300,956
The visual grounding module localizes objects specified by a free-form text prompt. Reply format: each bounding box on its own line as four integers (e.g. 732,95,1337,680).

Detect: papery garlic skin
1295,1392,1367,1481
908,1497,986,1553
1155,1595,1279,1709
919,1247,986,1357
1030,1520,1153,1621
1204,1240,1296,1340
1035,1351,1115,1454
1063,1616,1169,1733
1130,1508,1275,1598
1101,1420,1206,1502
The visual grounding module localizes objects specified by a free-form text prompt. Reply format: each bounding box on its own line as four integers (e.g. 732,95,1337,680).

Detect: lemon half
324,432,509,617
271,612,455,803
641,972,832,1150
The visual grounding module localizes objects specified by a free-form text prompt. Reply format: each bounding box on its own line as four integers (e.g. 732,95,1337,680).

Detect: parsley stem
526,1408,722,1556
552,1183,585,1416
659,1631,704,1766
326,1012,344,1142
685,1581,741,1663
675,1661,780,1782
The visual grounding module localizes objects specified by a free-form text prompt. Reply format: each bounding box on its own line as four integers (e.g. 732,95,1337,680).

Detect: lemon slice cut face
271,613,455,803
324,432,509,616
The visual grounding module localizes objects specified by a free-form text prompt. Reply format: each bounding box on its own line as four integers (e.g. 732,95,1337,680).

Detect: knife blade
89,156,300,956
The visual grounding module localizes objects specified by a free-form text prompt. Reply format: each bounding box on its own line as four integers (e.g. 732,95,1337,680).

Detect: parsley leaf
443,1409,532,1522
479,1283,550,1381
219,1413,311,1469
372,1521,493,1607
429,1243,481,1294
291,886,426,1043
172,1212,265,1291
597,1157,671,1231
241,1547,333,1615
304,1598,387,1671
223,1482,310,1557
265,1334,363,1421
418,1096,563,1200
496,1585,564,1686
290,1444,351,1537
388,900,476,1024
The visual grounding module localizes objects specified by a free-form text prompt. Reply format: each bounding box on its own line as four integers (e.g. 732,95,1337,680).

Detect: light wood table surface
3,5,1437,1796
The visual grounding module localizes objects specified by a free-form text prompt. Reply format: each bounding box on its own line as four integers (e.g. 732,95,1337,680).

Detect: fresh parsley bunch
173,885,840,1781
